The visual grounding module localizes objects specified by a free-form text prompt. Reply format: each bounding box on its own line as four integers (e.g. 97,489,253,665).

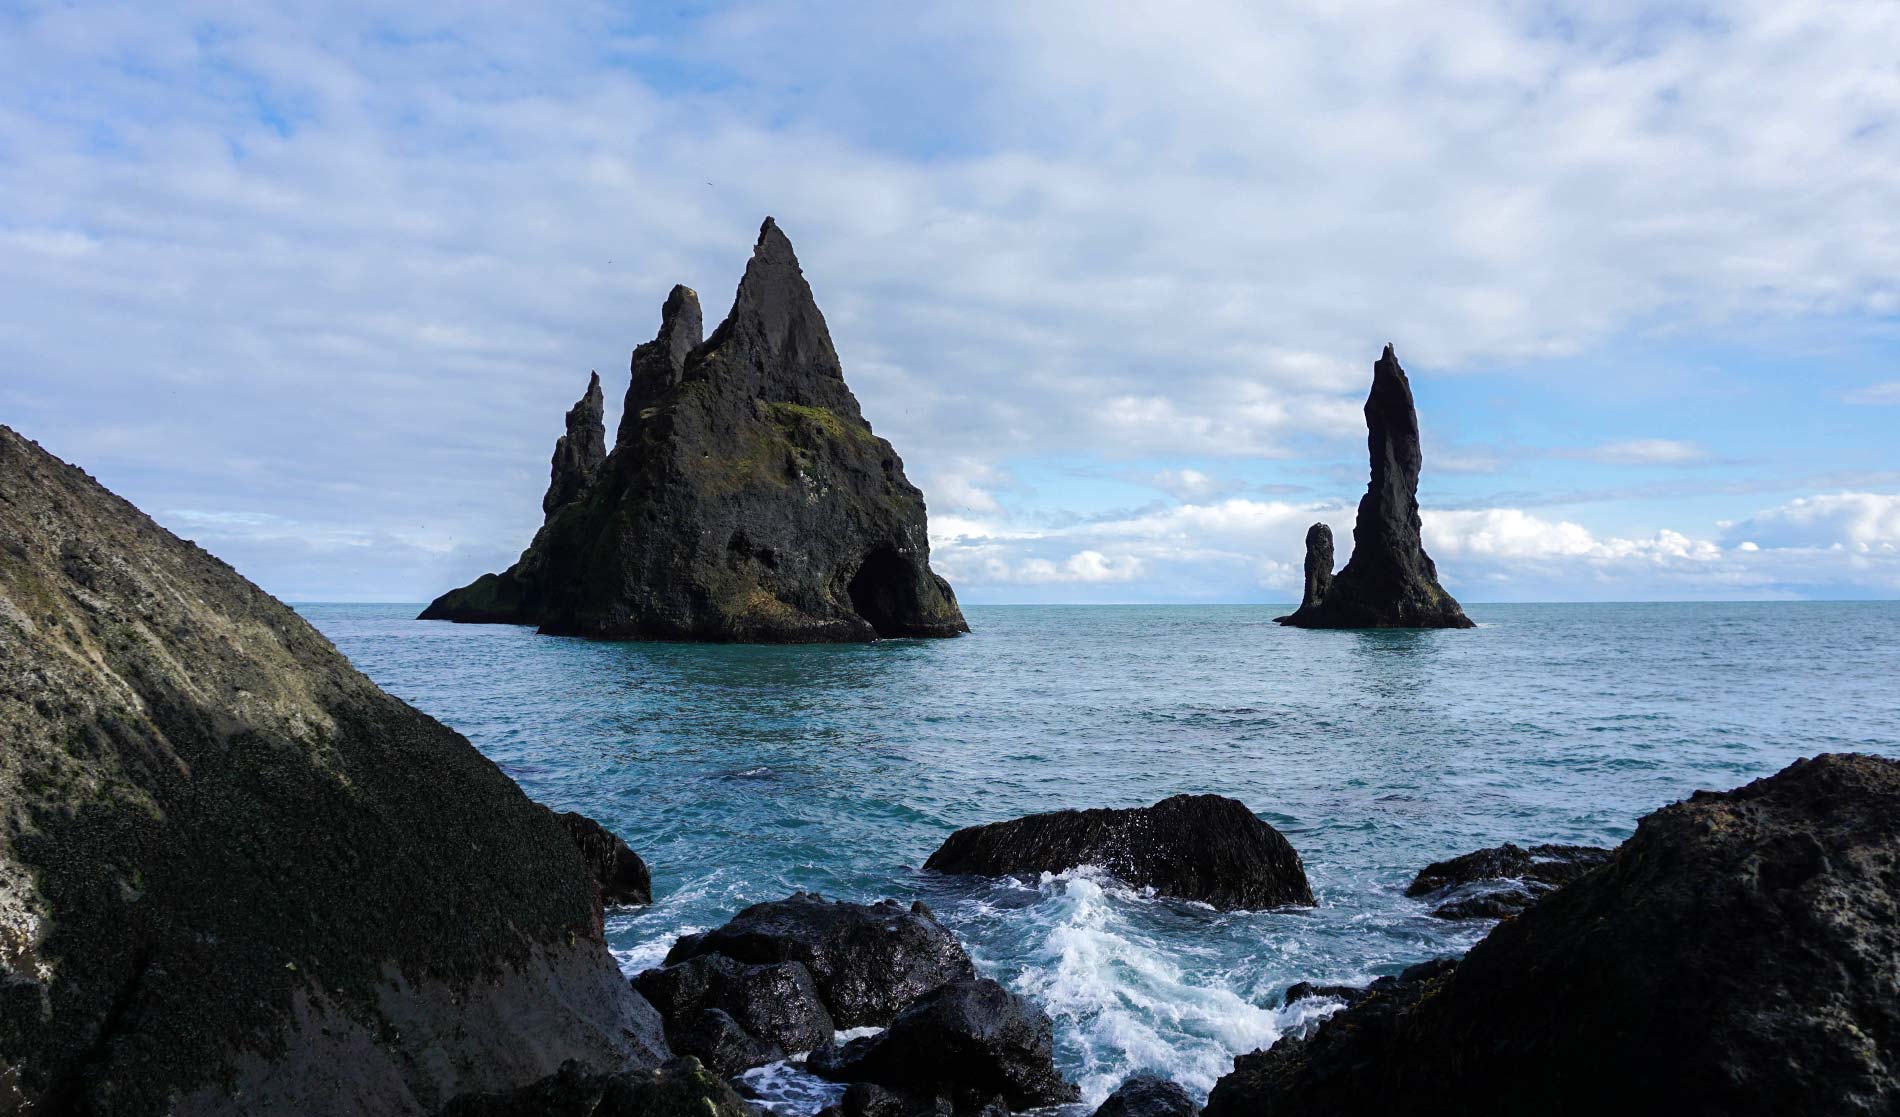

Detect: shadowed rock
1405,842,1610,920
557,811,653,907
809,978,1079,1114
544,372,606,514
1204,754,1900,1115
421,218,968,643
1092,1074,1200,1117
0,426,666,1114
1276,345,1471,629
633,952,833,1068
1291,523,1332,614
923,794,1314,910
439,1057,750,1117
661,893,976,1029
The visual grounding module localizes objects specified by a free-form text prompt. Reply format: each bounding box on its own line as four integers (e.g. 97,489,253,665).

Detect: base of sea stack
1274,599,1475,629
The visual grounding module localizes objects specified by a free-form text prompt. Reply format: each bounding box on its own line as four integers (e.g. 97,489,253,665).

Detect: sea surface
302,601,1900,1110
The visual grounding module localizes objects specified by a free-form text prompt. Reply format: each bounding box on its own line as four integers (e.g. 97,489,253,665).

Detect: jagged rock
632,952,833,1062
663,893,975,1028
670,1008,785,1077
818,1081,969,1117
1203,754,1900,1115
1405,842,1611,921
0,427,667,1114
1092,1074,1200,1117
1276,345,1472,629
1293,523,1333,613
1280,982,1369,1008
809,978,1079,1114
558,811,652,907
438,1056,751,1117
923,794,1313,910
421,218,969,643
544,372,606,514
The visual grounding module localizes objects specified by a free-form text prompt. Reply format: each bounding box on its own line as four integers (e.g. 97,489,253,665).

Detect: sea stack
1276,345,1472,629
421,218,969,643
0,426,666,1113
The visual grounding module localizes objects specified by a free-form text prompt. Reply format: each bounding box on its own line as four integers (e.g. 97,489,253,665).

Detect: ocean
301,601,1900,1111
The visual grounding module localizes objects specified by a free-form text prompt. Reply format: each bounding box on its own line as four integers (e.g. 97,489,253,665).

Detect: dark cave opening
847,546,920,637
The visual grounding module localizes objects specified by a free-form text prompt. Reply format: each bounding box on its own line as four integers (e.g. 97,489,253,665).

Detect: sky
3,1,1897,604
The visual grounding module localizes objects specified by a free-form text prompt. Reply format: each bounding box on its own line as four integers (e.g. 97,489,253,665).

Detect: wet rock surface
633,952,834,1069
0,427,665,1114
558,811,653,907
1405,842,1611,920
420,218,968,643
1204,754,1900,1115
662,892,977,1028
809,978,1079,1114
923,794,1313,910
1091,1074,1200,1117
1276,345,1472,629
438,1056,752,1117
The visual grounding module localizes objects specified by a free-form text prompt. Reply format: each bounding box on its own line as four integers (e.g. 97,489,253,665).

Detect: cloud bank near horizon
2,1,1896,602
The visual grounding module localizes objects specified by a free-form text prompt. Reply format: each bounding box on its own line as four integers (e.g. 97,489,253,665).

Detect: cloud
1148,468,1229,501
1719,493,1900,552
1844,381,1900,405
1570,439,1708,466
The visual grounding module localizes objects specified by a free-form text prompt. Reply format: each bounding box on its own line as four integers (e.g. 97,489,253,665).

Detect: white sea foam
1008,867,1292,1106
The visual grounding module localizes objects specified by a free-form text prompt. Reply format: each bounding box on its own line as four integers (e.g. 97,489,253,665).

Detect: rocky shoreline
5,423,1896,1113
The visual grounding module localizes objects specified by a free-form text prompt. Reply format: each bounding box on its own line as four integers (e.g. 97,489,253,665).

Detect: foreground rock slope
1276,345,1471,629
0,426,665,1113
422,218,968,643
924,794,1314,910
1204,754,1900,1115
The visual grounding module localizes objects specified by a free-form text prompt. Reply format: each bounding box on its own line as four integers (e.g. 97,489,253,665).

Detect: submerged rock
1405,841,1611,920
809,978,1079,1114
1204,754,1900,1115
1279,981,1370,1009
558,811,653,907
0,427,665,1114
1276,345,1472,629
1092,1074,1200,1117
662,892,976,1028
923,794,1314,910
420,218,968,643
439,1056,751,1117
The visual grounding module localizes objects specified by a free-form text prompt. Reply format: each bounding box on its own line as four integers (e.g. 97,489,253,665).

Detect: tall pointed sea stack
1277,345,1472,629
421,218,969,642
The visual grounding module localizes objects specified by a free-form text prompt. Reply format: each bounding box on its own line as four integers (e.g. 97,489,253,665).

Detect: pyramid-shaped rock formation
1277,344,1472,629
422,218,969,642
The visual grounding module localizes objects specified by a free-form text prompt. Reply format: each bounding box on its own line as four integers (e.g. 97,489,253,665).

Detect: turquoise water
302,602,1900,1107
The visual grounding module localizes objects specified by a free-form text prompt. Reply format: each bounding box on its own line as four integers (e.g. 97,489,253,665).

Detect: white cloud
1719,493,1900,552
1844,381,1900,405
1148,468,1227,502
1572,439,1708,466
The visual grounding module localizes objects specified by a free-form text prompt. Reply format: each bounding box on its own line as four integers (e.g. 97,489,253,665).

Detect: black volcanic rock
923,794,1314,910
662,893,976,1028
1203,754,1900,1115
558,811,653,907
0,427,666,1114
1092,1074,1200,1117
439,1056,751,1117
1276,345,1471,629
421,218,968,643
1290,523,1332,614
808,978,1079,1114
545,371,606,514
1405,841,1610,920
633,952,834,1062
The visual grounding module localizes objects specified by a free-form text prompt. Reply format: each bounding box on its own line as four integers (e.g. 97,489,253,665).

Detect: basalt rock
1405,841,1610,921
1279,982,1369,1009
632,952,833,1066
0,427,666,1114
670,1008,785,1077
1092,1074,1200,1117
420,218,969,643
923,794,1314,910
1292,524,1333,614
558,811,653,907
808,978,1079,1114
438,1056,752,1117
1203,754,1900,1115
1276,345,1471,629
663,893,976,1028
544,372,606,514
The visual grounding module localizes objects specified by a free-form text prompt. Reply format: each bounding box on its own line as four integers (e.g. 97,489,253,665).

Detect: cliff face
0,426,665,1114
1277,345,1471,629
421,218,969,643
